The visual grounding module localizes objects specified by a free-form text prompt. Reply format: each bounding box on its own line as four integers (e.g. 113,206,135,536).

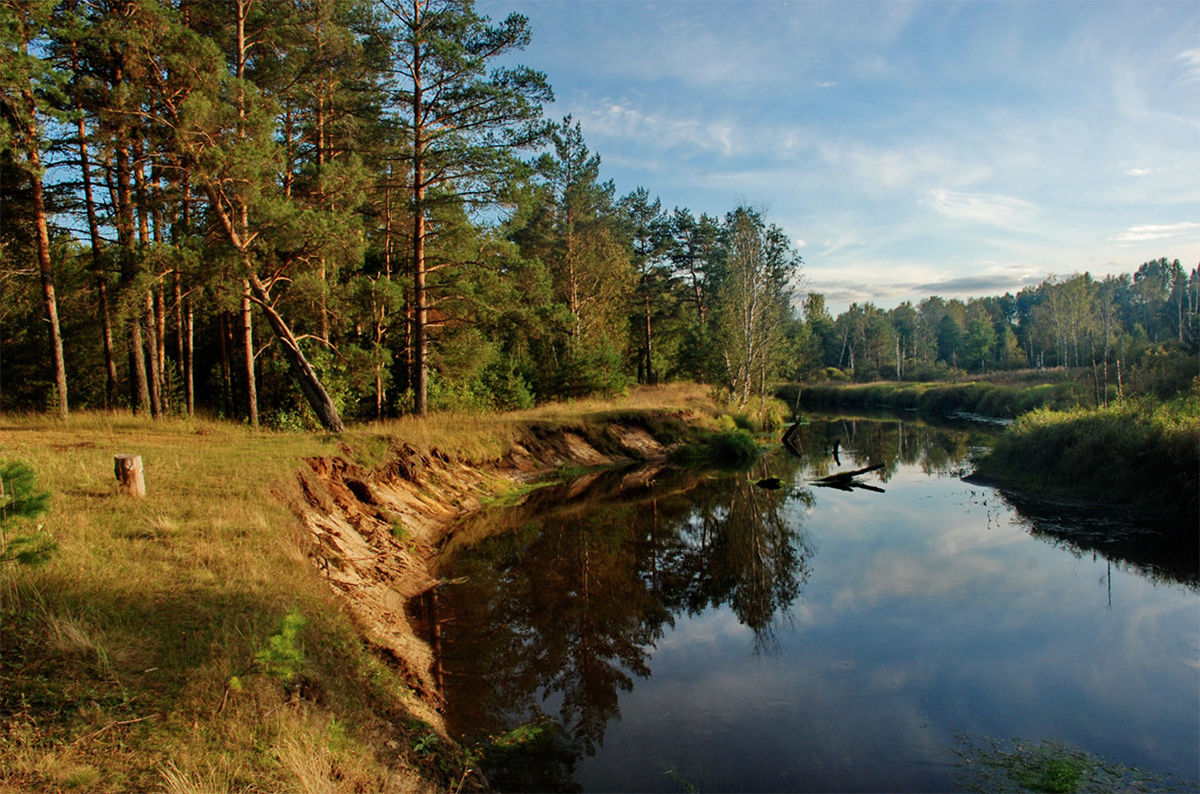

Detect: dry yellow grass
352,383,720,463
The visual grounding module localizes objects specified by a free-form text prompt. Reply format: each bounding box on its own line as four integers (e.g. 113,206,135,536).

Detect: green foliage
0,460,55,567
255,607,307,686
476,718,579,794
796,378,1093,419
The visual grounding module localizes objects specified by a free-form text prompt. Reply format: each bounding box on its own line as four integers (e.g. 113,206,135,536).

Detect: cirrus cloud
1110,222,1200,243
925,189,1037,226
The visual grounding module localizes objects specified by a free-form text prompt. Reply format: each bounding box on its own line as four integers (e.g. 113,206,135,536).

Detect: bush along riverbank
782,375,1093,420
973,392,1200,524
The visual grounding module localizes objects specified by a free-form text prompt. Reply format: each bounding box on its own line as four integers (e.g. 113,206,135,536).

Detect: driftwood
812,463,885,493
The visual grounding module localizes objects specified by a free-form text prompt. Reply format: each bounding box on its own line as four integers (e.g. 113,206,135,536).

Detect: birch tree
713,207,801,406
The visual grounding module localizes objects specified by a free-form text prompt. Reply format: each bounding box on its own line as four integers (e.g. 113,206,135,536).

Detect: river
412,412,1199,793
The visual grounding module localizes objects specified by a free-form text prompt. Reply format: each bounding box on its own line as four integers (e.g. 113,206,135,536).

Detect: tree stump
114,454,145,497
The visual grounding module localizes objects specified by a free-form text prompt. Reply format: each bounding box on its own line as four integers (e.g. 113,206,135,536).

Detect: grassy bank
0,385,723,793
786,373,1094,419
0,415,452,793
974,393,1200,522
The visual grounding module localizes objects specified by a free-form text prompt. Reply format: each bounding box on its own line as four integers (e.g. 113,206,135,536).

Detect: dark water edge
412,413,1200,793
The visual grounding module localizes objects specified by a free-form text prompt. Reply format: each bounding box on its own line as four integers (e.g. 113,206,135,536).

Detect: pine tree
384,0,551,414
1,0,70,417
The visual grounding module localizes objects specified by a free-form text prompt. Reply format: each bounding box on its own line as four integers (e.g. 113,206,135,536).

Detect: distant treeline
797,258,1199,402
2,1,1196,428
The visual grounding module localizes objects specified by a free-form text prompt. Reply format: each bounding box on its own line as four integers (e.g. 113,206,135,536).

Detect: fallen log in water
813,463,884,484
812,463,886,492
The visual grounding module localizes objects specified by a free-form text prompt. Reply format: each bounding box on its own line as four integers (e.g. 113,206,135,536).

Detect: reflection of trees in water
784,414,980,482
989,487,1200,591
665,460,815,653
426,462,815,766
424,417,994,775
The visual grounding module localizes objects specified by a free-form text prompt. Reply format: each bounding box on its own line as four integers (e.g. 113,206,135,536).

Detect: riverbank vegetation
787,372,1091,419
975,393,1200,523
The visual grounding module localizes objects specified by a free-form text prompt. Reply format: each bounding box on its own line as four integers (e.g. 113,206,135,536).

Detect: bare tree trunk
241,281,259,428
178,173,195,417
643,281,654,385
184,296,195,417
115,141,150,414
144,292,162,418
77,114,117,408
129,315,151,414
218,312,234,415
25,142,68,418
155,281,167,411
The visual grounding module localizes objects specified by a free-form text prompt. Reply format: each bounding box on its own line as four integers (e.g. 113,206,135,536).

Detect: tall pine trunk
28,143,68,418
411,29,429,417
242,280,258,428
76,114,118,408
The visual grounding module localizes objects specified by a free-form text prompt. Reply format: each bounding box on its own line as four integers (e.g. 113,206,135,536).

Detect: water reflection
989,486,1200,590
416,460,815,767
414,414,1198,791
417,416,984,778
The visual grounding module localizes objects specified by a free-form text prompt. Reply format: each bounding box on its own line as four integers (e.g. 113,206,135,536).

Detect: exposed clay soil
289,422,675,736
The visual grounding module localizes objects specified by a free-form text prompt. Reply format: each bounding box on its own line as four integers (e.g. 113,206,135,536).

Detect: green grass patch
0,413,450,792
954,734,1196,793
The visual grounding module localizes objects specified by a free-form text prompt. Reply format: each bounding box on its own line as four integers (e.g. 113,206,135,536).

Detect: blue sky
478,0,1200,313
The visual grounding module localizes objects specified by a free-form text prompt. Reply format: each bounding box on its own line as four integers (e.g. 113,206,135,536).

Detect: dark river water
414,413,1200,793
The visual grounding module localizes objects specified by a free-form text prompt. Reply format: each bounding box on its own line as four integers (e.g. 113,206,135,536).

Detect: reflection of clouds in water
805,485,1032,617
588,635,949,792
654,607,748,655
446,417,1200,792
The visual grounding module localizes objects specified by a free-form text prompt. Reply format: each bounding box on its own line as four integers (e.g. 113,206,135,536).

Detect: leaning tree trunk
198,178,345,432
245,273,344,432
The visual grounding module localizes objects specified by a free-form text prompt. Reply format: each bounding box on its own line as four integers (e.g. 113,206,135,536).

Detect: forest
3,0,1198,430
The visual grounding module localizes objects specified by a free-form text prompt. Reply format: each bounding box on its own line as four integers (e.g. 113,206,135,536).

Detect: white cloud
1125,167,1154,176
1174,47,1200,84
925,189,1036,226
1109,222,1200,243
578,101,743,157
818,143,993,197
